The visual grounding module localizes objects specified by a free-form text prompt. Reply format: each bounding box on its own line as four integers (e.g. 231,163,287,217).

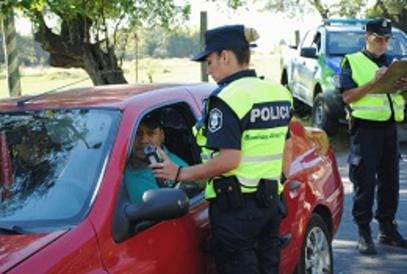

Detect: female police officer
151,24,292,274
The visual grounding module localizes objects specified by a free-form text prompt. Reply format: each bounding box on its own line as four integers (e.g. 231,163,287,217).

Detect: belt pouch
256,179,278,207
213,176,243,210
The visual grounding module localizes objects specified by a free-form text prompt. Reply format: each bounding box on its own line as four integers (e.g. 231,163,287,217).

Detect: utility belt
212,176,279,210
348,116,396,135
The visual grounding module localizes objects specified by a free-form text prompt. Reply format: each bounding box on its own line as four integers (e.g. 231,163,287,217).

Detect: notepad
369,60,407,93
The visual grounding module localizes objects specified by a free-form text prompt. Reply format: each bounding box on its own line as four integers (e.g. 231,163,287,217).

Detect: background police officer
340,18,407,255
151,24,292,274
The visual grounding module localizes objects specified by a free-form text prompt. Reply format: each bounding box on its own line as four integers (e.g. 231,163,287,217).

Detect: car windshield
0,109,120,231
327,31,407,57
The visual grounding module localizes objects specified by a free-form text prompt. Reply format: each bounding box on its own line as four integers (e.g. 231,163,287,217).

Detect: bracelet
175,166,183,183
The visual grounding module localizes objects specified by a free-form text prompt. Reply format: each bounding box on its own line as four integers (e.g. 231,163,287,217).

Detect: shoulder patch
208,108,223,133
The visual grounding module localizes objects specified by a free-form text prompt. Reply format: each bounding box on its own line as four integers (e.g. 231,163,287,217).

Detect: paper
369,60,407,93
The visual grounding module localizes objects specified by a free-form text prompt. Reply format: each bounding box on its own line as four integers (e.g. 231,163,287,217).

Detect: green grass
0,53,281,98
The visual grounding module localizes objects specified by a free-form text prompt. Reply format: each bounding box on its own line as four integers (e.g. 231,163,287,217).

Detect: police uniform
193,25,292,274
340,18,407,253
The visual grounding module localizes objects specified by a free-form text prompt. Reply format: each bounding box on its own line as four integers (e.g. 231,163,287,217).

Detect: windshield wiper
0,224,28,234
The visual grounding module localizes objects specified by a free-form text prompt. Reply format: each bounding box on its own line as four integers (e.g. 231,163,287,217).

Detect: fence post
1,10,21,97
200,11,208,82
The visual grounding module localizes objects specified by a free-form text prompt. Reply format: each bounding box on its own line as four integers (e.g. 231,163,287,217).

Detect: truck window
301,30,317,49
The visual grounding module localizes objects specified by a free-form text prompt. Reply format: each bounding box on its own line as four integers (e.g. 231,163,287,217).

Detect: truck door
296,30,319,104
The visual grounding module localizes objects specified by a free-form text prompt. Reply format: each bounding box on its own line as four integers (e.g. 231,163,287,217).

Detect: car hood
0,230,67,272
325,56,343,75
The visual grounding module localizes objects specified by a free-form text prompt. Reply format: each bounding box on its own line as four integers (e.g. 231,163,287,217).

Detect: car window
0,109,120,231
123,103,204,205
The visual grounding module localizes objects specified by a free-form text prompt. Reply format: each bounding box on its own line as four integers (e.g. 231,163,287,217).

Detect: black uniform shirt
205,69,257,150
340,49,395,126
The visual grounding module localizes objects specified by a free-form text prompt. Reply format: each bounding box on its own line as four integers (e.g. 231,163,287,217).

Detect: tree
366,0,407,33
253,0,406,32
256,0,368,19
0,0,190,85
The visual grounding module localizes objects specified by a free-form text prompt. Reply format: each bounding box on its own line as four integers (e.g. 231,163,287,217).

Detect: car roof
0,83,215,111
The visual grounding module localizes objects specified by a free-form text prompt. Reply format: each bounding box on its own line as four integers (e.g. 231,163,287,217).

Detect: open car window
0,109,120,231
123,103,204,204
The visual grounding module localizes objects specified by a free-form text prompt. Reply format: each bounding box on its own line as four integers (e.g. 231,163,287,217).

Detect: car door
96,88,213,274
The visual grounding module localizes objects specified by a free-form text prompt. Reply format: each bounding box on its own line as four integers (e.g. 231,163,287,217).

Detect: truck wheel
312,94,337,136
294,98,311,118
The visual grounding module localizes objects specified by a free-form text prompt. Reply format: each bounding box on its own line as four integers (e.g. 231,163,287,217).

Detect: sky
14,0,324,52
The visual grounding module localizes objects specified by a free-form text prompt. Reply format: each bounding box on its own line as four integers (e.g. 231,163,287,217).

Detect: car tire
312,94,337,136
295,214,333,274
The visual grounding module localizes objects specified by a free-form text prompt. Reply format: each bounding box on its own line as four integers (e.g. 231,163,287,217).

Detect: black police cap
192,24,256,62
366,18,392,37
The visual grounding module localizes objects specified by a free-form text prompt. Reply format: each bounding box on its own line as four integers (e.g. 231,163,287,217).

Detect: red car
0,83,343,274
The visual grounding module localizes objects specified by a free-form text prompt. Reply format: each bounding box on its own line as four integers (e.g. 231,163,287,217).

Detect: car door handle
289,181,301,190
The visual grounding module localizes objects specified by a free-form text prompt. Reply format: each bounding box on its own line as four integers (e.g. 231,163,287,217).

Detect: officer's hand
150,146,178,181
373,66,387,83
394,77,407,91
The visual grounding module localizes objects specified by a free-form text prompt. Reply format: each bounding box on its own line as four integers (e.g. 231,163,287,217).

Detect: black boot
378,220,407,248
357,224,377,255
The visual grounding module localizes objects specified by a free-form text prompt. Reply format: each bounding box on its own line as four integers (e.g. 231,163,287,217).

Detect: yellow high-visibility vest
342,52,404,122
195,77,292,199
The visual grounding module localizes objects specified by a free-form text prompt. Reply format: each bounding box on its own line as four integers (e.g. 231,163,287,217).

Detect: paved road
332,136,407,273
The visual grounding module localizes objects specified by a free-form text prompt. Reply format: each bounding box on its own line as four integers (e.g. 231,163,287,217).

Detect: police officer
340,18,407,255
151,24,292,274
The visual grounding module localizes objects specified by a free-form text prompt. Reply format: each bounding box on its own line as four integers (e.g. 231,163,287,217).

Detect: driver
124,112,188,203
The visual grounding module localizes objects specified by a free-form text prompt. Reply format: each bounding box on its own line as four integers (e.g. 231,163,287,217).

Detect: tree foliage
366,0,407,33
256,0,369,19
248,0,406,32
1,0,191,85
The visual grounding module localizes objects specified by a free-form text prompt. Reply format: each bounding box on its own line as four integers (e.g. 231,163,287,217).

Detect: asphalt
332,134,407,273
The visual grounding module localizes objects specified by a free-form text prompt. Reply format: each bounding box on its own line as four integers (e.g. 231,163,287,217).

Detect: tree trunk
33,14,127,86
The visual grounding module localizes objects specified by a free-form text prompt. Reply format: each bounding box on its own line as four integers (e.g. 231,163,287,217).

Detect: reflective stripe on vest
199,77,292,199
342,52,405,122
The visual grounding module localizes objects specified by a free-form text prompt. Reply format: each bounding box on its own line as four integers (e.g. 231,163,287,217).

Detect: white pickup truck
280,18,407,136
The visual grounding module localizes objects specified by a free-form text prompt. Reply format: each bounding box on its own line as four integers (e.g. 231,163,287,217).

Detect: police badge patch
208,108,223,133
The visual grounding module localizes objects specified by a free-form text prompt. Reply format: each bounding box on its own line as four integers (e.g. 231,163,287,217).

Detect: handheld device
143,145,167,187
144,144,163,164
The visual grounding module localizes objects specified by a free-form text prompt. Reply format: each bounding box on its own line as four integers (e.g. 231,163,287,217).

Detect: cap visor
372,32,392,38
191,50,211,62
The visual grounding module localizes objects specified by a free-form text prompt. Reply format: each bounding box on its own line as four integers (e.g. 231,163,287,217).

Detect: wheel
293,97,311,118
312,94,337,136
296,214,333,274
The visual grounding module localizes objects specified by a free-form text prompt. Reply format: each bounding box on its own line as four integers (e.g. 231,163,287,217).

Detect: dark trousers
209,195,281,274
348,125,399,225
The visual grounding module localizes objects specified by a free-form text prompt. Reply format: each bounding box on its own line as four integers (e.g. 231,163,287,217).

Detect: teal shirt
124,147,188,203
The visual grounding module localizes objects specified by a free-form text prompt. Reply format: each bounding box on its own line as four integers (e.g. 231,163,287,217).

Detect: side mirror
300,47,317,58
125,188,189,222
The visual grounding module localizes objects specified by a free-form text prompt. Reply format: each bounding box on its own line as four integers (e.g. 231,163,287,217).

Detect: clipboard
369,60,407,93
